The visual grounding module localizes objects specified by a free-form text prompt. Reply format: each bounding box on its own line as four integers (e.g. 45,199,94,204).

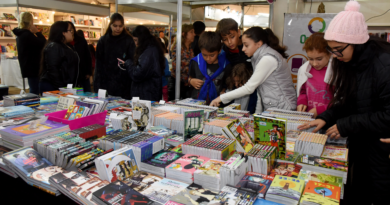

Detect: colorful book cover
75,106,86,119
102,148,139,182
132,100,152,129
93,180,154,205
236,172,274,198
254,115,287,159
166,154,209,174
270,162,302,178
166,201,184,205
209,185,258,205
122,171,163,194
284,151,301,163
169,183,218,205
253,199,283,205
300,181,340,205
266,176,305,202
321,146,348,162
171,144,183,153
143,151,183,168
226,119,254,152
142,178,189,204
298,170,343,198
147,125,175,137
194,159,225,179
64,105,74,119
183,110,204,141
2,147,52,176
30,166,65,185
300,154,348,172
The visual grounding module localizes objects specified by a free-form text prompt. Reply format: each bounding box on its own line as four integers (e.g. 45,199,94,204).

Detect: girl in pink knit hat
299,1,390,204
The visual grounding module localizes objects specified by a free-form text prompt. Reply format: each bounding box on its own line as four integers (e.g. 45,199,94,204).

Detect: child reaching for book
223,63,256,112
296,32,333,118
210,27,296,112
188,31,232,104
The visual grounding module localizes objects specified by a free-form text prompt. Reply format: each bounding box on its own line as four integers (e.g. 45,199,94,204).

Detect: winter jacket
126,45,162,101
250,44,297,111
69,37,92,83
317,39,390,204
13,28,46,78
192,35,201,57
94,32,135,99
296,58,333,96
40,42,79,88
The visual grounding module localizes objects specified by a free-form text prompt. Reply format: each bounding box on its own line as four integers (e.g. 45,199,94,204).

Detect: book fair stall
0,0,390,204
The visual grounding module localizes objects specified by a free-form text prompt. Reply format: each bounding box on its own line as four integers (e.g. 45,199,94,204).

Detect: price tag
98,89,107,99
67,84,73,89
132,97,140,102
133,110,141,120
159,100,165,105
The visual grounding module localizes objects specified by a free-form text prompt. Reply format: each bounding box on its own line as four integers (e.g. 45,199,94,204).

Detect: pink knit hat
324,0,369,44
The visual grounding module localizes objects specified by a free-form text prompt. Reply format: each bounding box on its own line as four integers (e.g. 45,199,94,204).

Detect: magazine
269,162,302,178
169,183,218,205
183,110,204,141
236,172,274,198
142,178,189,204
300,181,341,205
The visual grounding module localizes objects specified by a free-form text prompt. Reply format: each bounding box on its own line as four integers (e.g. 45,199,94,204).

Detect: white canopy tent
117,0,272,100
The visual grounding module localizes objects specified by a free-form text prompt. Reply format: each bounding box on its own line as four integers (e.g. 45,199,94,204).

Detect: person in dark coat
13,12,46,95
298,1,390,204
94,13,135,99
39,21,79,94
67,22,92,92
123,26,164,101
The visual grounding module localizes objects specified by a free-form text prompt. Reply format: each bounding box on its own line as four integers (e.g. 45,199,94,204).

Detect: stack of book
176,98,206,105
141,151,184,177
3,93,40,108
294,132,327,156
42,90,73,98
56,96,76,111
208,185,258,204
263,108,314,119
165,135,185,147
71,124,106,140
153,112,183,129
265,175,305,205
298,169,344,199
220,153,250,187
92,180,154,205
169,183,219,205
298,154,348,184
181,134,236,160
165,154,210,184
286,117,315,132
2,147,62,196
193,159,226,191
247,144,277,175
95,147,139,182
286,130,302,152
110,112,132,131
121,170,163,194
300,181,341,205
39,96,59,105
59,87,84,95
222,119,255,153
147,125,176,138
0,105,34,118
0,145,17,178
98,130,164,164
320,146,348,162
203,120,230,135
236,172,274,199
0,119,70,150
141,178,189,204
50,169,110,205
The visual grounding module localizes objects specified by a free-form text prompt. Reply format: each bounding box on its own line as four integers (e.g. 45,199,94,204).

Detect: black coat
40,42,79,88
94,32,135,99
69,37,92,82
317,39,390,205
192,35,201,57
126,45,162,101
13,28,46,78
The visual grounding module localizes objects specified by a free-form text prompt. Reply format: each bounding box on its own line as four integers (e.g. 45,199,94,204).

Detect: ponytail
243,27,288,58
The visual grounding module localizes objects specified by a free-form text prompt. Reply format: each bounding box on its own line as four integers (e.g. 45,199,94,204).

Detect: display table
0,59,29,90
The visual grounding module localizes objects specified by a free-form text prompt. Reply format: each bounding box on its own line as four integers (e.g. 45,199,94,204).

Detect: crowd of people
11,1,390,204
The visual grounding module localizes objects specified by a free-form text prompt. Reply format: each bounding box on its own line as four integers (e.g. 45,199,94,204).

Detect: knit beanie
324,0,369,44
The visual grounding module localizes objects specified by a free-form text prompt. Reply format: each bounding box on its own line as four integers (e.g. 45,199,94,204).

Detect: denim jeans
27,77,40,95
39,81,58,95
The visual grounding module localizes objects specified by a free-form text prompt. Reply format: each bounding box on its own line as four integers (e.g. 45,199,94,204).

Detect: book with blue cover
0,106,34,117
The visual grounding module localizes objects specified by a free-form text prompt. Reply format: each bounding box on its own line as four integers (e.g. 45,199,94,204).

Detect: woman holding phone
94,13,135,99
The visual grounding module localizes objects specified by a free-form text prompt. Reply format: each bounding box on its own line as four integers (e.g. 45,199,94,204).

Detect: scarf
191,50,229,101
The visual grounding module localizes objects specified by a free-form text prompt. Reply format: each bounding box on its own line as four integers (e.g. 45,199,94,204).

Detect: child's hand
308,108,318,118
297,104,307,112
210,96,222,107
190,78,204,90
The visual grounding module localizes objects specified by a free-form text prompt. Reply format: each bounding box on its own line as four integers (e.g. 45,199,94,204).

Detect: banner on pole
283,13,336,88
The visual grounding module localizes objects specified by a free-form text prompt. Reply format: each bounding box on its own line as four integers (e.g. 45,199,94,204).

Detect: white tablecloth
0,59,29,89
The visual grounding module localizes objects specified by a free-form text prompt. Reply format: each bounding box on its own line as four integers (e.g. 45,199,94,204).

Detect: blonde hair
19,12,33,29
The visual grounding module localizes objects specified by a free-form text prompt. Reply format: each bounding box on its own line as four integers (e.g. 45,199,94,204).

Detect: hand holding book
298,119,326,133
